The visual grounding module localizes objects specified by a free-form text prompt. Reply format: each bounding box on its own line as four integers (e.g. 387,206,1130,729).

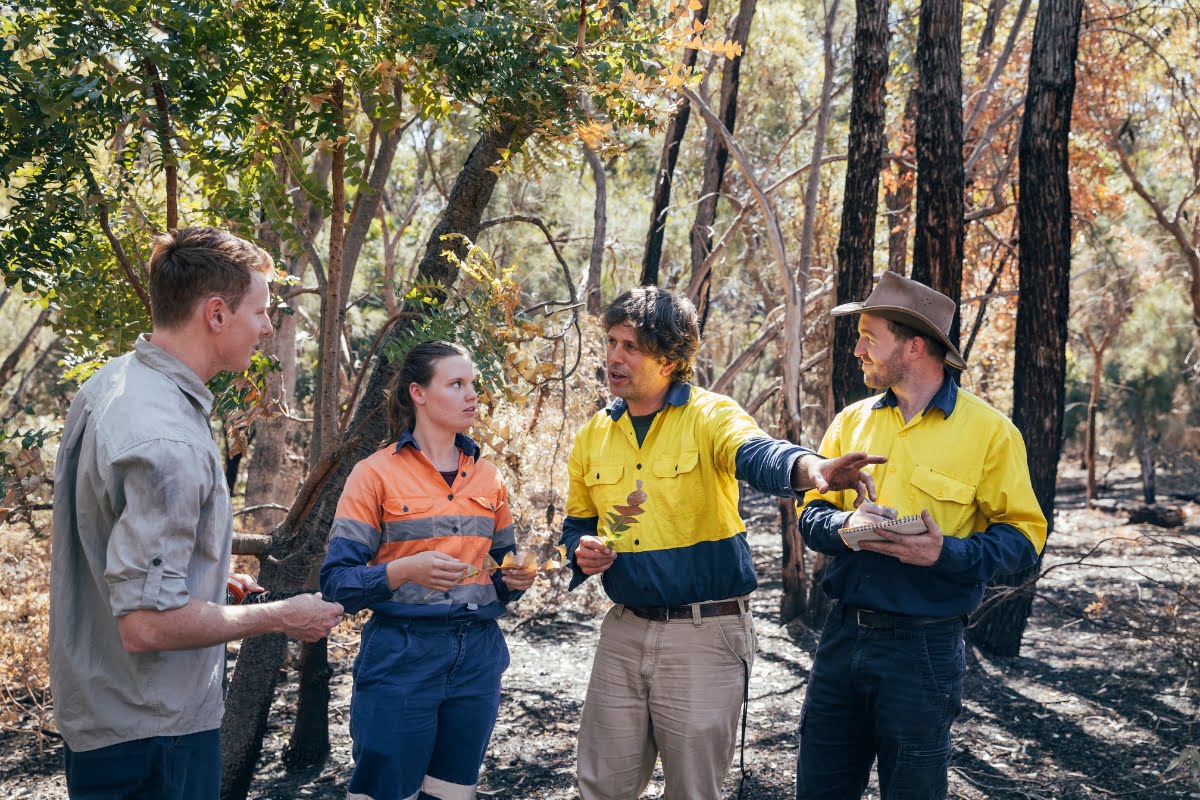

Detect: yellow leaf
500,552,518,569
482,554,501,573
540,558,562,571
688,0,702,9
520,551,540,570
554,544,567,560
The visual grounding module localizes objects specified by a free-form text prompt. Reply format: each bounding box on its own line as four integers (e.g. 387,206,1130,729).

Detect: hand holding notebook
838,513,929,551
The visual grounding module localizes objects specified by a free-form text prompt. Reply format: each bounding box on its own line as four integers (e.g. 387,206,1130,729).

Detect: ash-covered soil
5,471,1199,799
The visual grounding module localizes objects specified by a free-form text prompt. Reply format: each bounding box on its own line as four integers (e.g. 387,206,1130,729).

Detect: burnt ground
4,468,1199,799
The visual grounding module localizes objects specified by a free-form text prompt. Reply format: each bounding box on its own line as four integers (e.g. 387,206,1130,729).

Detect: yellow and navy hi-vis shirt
799,371,1047,618
319,431,520,622
560,383,814,608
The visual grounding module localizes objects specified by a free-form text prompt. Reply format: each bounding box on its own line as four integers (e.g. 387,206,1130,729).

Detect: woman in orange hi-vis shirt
320,341,535,800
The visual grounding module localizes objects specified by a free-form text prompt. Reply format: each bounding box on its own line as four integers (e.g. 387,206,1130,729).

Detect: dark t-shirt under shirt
629,411,657,447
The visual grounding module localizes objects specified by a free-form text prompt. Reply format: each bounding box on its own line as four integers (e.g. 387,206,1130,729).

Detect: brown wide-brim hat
830,271,967,371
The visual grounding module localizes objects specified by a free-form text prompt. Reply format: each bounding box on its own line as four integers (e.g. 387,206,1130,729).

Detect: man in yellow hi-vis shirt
796,271,1047,799
560,287,885,800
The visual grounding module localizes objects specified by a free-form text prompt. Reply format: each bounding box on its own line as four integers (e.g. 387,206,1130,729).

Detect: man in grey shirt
51,227,343,799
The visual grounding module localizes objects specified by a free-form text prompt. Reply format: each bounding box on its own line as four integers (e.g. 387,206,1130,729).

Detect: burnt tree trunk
971,0,1083,658
885,89,916,275
779,495,807,624
833,0,889,412
640,0,709,287
688,0,757,328
219,118,526,800
910,0,964,347
1083,336,1104,508
1134,414,1156,505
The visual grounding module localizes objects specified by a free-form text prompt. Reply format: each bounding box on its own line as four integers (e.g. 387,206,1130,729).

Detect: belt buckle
856,608,888,628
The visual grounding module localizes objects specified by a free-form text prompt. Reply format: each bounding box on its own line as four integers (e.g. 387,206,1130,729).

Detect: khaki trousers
576,602,757,800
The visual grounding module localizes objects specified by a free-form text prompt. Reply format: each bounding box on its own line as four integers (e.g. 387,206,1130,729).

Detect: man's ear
658,359,677,378
910,335,931,361
201,297,226,332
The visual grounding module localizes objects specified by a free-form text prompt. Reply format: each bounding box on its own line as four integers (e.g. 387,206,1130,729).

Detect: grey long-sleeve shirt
50,335,231,752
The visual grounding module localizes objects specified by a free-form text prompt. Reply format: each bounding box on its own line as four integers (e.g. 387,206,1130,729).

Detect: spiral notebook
838,514,926,551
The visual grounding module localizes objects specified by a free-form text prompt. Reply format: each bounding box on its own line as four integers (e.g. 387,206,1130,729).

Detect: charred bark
971,0,1083,658
885,90,916,275
640,0,710,287
910,0,965,347
833,0,889,411
688,0,757,328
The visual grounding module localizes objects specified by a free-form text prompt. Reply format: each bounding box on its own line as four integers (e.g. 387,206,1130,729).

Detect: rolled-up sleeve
104,440,213,616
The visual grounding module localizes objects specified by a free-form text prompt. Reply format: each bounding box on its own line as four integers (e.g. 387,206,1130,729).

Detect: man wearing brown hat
794,271,1047,799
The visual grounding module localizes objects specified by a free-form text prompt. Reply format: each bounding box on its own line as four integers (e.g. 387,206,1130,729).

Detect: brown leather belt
627,600,744,621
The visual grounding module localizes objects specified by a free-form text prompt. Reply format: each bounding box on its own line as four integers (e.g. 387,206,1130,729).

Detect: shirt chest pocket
584,463,626,518
381,497,435,541
651,449,702,522
909,466,977,534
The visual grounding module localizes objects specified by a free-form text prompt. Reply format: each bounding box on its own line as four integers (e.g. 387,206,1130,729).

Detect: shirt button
899,430,908,438
403,505,408,512
151,557,162,566
448,494,454,501
937,491,944,498
596,472,600,479
889,465,896,473
461,471,467,477
636,463,642,470
634,539,640,546
452,526,459,533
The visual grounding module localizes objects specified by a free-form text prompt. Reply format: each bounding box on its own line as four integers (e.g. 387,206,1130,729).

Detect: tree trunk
1134,414,1155,505
640,0,709,287
971,0,1083,658
312,78,347,464
583,146,606,315
805,552,833,628
833,0,889,411
3,336,58,418
780,0,840,624
779,497,807,623
1084,340,1102,508
0,306,51,392
910,0,965,348
283,558,332,771
219,118,526,800
688,0,757,327
243,310,299,535
885,90,917,275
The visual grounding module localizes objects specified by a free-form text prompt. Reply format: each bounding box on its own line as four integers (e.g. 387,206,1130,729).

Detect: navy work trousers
348,617,509,800
63,728,220,800
795,603,965,800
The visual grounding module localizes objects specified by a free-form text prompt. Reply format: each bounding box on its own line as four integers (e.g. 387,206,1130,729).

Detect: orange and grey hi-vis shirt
319,431,520,622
